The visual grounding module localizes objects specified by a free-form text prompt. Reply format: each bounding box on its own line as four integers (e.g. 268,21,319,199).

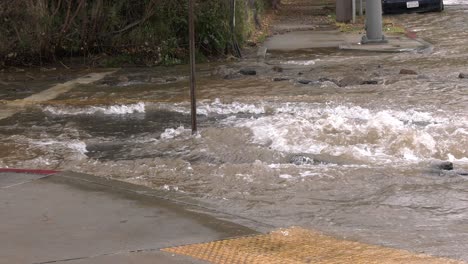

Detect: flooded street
1,3,468,262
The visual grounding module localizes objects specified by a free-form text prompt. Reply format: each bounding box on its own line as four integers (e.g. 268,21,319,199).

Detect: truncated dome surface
162,227,465,264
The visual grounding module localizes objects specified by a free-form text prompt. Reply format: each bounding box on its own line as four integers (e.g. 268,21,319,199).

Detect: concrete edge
339,36,433,53
52,171,274,233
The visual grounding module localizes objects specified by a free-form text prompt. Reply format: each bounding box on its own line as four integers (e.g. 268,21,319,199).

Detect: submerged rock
297,79,319,85
290,155,315,165
150,77,165,83
320,81,340,88
318,78,340,87
239,68,257,75
361,80,379,85
399,69,418,75
118,75,129,82
432,161,454,171
458,73,467,79
273,77,289,82
224,73,241,80
211,65,237,77
272,66,283,73
318,77,334,82
297,79,312,84
338,76,364,87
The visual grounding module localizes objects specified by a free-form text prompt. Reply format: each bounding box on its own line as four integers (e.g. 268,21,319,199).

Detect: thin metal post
361,0,387,44
359,0,363,16
352,0,356,23
189,0,197,134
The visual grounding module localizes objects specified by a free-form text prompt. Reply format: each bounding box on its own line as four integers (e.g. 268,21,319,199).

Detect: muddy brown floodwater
1,4,468,262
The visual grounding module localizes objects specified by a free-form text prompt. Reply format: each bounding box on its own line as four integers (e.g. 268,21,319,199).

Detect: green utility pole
362,0,387,44
352,0,356,23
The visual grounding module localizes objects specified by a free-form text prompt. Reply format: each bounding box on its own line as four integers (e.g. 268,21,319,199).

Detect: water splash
43,102,146,116
233,103,466,163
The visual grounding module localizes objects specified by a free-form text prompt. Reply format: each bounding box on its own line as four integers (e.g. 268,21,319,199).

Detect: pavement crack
33,248,161,264
0,175,52,189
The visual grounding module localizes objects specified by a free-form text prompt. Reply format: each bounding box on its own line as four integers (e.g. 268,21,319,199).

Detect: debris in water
399,69,418,75
239,69,257,76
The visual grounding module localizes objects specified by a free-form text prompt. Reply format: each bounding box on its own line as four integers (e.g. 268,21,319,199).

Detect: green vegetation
329,15,406,34
383,22,406,34
327,13,406,34
256,32,269,43
335,22,365,33
0,0,272,67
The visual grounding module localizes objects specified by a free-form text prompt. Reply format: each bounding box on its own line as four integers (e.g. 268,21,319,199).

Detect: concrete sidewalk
0,171,257,264
263,30,430,53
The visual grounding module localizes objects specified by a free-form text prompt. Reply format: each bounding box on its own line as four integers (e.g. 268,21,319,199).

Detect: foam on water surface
229,102,466,164
159,99,265,116
43,102,146,116
33,139,89,156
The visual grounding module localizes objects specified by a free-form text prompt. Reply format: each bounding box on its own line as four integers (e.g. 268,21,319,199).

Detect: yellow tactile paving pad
162,227,465,264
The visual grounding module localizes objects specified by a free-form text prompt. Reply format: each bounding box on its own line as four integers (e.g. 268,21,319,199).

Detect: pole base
361,35,388,44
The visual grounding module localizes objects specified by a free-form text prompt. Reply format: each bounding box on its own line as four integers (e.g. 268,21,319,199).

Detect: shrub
0,0,270,66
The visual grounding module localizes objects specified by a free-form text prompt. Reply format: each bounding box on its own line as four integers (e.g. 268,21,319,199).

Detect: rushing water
1,4,468,262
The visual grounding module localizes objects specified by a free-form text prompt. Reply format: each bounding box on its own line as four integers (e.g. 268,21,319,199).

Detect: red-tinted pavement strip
0,168,59,175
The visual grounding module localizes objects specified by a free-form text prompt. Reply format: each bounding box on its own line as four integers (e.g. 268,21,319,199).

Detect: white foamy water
160,126,191,140
150,100,466,165
32,139,88,156
43,102,146,115
282,60,317,66
231,103,467,164
158,99,265,116
198,99,265,116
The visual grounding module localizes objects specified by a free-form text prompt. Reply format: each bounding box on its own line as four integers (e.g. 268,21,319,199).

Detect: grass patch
333,16,405,34
336,21,364,33
102,54,137,68
256,31,270,43
383,20,406,33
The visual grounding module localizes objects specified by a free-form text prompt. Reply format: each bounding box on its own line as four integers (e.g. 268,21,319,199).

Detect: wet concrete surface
264,30,356,51
0,172,256,264
264,30,429,52
0,172,46,189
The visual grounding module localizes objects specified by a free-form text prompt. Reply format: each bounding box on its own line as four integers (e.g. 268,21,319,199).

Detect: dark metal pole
189,0,197,134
